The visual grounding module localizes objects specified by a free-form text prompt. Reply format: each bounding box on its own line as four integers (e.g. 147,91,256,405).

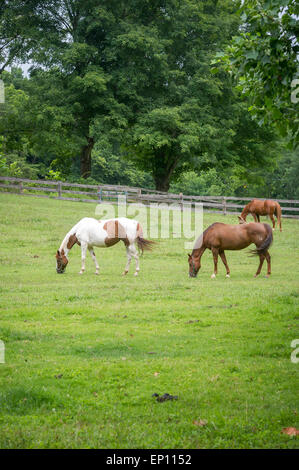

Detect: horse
56,217,154,276
238,199,282,231
188,222,273,279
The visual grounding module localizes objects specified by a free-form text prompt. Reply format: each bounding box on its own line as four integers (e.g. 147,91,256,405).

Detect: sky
6,63,32,77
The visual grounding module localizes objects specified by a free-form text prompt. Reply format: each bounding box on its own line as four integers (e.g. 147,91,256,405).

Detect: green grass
0,193,298,449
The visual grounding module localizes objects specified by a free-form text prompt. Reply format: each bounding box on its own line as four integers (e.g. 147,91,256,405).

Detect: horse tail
250,223,273,256
136,222,156,254
136,236,155,254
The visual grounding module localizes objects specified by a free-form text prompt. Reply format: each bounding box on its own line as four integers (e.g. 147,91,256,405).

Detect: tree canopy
214,0,299,147
0,0,297,195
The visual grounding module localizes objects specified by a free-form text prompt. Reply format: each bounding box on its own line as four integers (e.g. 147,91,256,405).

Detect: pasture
0,193,298,449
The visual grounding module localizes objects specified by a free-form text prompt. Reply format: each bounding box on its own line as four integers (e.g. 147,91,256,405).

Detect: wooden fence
0,176,299,218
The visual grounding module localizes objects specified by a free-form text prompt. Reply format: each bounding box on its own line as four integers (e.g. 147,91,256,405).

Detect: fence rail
0,176,298,218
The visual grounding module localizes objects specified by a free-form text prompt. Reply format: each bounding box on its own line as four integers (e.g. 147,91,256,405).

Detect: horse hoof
226,274,230,278
79,271,84,275
122,271,128,276
211,274,216,279
134,272,139,277
95,272,99,275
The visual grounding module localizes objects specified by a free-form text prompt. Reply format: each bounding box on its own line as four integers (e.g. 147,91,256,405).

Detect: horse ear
238,216,242,220
188,253,191,258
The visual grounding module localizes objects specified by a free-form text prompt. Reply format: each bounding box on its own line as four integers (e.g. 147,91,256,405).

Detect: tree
0,0,282,190
0,0,41,72
1,1,111,177
102,0,278,191
214,0,299,147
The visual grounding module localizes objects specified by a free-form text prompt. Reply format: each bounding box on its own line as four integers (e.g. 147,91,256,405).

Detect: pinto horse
188,222,273,279
56,217,154,276
238,199,282,231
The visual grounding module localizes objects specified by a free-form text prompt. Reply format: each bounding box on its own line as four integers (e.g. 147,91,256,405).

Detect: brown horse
188,222,273,279
238,199,282,231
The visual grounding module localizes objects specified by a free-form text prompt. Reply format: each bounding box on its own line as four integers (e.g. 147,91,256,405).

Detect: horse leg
123,246,132,275
265,251,271,278
219,251,230,278
279,216,282,232
130,244,140,276
254,253,265,278
257,214,260,223
276,210,282,232
252,213,258,223
123,244,140,276
88,247,99,275
79,242,88,274
270,210,275,230
211,247,219,279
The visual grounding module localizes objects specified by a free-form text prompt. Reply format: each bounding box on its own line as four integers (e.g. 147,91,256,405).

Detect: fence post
98,186,102,203
179,192,183,212
57,181,62,199
137,188,141,203
222,197,227,216
19,181,23,194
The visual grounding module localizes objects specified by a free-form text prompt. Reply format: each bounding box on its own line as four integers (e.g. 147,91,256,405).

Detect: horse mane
192,223,218,253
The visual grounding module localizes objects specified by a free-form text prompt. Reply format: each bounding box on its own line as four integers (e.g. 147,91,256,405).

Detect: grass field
0,192,298,449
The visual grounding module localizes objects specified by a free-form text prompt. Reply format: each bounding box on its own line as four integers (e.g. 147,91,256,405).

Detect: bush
0,154,39,179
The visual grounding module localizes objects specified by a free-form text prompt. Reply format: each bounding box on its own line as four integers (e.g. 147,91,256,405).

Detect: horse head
56,249,68,273
238,215,247,224
188,253,200,278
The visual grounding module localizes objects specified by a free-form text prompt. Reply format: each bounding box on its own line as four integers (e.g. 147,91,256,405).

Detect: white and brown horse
56,217,154,276
188,222,273,279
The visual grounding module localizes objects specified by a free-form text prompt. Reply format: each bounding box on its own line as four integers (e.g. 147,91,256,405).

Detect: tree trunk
154,176,171,192
80,137,94,178
153,156,178,192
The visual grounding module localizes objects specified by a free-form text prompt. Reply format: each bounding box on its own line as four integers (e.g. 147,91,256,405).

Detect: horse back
103,219,130,247
204,223,252,250
248,199,266,213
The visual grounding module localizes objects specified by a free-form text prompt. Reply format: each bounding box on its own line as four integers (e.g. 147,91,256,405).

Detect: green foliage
0,153,39,178
0,1,295,194
0,0,282,191
92,149,154,188
45,169,65,181
214,0,299,147
0,155,21,177
170,169,243,196
257,147,299,199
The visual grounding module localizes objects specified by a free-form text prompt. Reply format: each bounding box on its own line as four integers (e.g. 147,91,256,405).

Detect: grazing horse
188,222,273,279
238,199,282,231
56,217,154,276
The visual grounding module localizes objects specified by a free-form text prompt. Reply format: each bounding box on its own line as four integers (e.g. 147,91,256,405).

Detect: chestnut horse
188,222,273,279
56,217,154,276
238,199,282,231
